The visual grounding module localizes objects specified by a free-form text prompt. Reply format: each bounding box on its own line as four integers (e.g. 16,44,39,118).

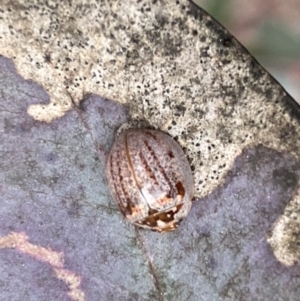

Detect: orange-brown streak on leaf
0,232,85,301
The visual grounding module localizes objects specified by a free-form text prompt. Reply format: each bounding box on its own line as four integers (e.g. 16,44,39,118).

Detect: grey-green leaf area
1,1,300,301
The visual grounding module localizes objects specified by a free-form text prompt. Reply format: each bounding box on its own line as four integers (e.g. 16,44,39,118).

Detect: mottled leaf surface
1,55,300,300
1,0,300,300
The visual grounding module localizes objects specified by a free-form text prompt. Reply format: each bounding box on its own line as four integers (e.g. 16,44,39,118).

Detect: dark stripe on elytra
110,153,125,212
144,130,159,140
176,182,185,198
126,131,142,191
145,131,177,197
139,150,159,186
143,137,174,198
168,151,174,158
111,150,132,216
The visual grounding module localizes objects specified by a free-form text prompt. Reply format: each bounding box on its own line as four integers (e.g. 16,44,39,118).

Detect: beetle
105,128,194,232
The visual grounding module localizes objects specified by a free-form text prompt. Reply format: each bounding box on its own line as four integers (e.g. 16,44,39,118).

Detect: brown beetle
105,129,194,232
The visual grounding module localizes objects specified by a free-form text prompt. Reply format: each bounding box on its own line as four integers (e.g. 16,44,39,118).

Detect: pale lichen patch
267,186,300,266
27,101,73,123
